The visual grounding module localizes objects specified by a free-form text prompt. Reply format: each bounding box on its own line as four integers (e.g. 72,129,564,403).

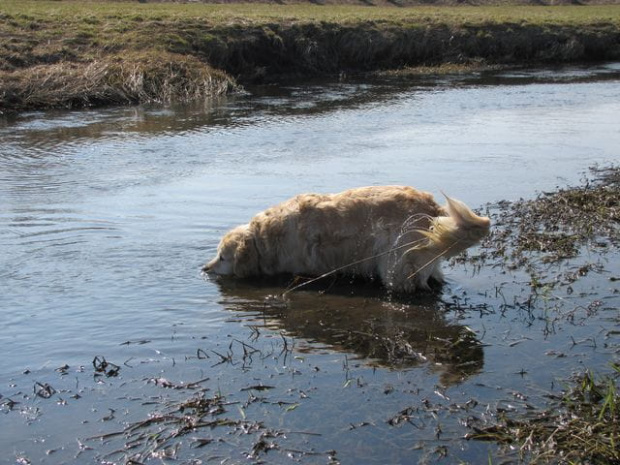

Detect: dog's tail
417,194,490,258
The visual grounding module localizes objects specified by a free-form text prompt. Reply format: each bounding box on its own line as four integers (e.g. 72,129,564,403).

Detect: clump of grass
374,62,503,77
467,365,620,464
0,51,236,112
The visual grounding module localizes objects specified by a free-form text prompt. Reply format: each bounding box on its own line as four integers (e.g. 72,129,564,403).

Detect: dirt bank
1,1,620,112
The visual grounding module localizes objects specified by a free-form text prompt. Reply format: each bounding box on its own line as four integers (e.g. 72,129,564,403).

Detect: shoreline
1,1,620,113
464,165,620,463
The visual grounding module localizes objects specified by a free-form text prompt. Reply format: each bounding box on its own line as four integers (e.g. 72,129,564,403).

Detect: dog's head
203,224,260,278
412,194,491,259
442,195,491,246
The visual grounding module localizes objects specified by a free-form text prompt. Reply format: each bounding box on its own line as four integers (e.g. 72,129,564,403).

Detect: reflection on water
0,81,402,150
3,62,620,151
216,278,484,386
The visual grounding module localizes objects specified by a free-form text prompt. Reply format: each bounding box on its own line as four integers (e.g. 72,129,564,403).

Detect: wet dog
203,186,490,293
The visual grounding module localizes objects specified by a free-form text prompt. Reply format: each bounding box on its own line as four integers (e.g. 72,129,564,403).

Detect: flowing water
1,63,619,464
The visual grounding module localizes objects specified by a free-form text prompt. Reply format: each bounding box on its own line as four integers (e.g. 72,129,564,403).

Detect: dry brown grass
0,52,235,112
467,366,620,464
480,166,620,273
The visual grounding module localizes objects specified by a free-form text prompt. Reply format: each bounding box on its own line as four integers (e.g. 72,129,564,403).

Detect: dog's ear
232,232,260,277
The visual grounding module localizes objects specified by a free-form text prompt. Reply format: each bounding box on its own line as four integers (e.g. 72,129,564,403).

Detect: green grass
2,0,619,67
2,1,620,27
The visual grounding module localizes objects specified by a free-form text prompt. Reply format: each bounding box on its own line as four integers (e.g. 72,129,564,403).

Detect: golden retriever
203,186,490,293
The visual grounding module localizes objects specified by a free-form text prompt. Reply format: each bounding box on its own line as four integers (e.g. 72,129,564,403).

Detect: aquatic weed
467,365,620,464
472,165,620,290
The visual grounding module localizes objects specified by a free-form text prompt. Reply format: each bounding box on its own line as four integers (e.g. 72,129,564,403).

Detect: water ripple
0,64,619,376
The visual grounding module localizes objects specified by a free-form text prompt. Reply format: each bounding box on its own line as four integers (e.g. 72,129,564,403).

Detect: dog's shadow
209,274,484,386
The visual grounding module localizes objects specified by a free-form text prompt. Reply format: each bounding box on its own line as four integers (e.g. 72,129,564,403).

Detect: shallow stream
1,63,619,464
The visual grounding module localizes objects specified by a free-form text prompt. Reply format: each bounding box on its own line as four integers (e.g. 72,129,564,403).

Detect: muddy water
1,63,619,464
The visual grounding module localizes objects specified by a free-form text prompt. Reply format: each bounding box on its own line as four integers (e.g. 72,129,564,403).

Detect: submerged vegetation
468,365,620,464
2,1,620,112
458,166,620,463
482,166,619,266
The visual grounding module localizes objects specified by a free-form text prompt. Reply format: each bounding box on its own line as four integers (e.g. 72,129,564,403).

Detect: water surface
1,63,619,464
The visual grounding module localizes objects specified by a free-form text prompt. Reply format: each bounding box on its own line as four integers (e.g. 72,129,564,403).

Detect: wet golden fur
204,186,490,293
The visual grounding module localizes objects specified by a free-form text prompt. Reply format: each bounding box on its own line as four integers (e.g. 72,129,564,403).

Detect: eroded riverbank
2,1,620,113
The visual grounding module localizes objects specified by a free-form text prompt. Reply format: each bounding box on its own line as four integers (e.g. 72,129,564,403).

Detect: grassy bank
1,1,620,112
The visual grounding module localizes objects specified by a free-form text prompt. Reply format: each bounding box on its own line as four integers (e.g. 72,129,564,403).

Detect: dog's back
205,186,490,294
250,186,443,278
